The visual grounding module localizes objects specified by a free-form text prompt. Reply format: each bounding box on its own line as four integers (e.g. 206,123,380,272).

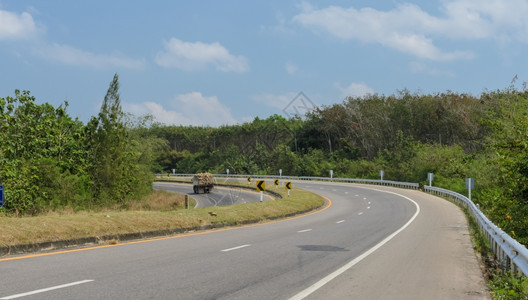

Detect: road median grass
0,179,325,256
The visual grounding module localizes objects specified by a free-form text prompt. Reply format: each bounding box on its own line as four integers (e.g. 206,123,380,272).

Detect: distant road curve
153,182,271,208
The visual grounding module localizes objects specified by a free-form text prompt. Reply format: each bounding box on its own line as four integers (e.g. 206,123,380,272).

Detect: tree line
150,90,490,180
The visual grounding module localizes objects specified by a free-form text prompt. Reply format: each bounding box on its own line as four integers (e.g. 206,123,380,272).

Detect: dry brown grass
0,181,324,248
124,190,191,211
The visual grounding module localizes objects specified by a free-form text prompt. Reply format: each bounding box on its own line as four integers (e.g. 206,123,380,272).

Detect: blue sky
1,1,527,126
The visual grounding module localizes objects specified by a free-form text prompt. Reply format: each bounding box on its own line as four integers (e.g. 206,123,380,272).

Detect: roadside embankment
0,180,324,257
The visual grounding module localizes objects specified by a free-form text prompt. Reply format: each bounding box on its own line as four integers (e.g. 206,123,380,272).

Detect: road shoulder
305,187,491,299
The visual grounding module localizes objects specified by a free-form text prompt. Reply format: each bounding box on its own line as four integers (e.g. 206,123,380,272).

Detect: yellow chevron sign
256,180,265,191
285,182,292,190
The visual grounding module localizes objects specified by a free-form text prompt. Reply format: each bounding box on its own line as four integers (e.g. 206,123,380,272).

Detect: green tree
0,90,90,214
481,89,528,244
271,144,299,176
87,74,151,204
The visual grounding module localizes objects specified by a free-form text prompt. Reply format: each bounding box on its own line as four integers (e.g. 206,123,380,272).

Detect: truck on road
192,173,215,194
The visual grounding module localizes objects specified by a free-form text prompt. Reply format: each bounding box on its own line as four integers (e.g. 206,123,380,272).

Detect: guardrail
158,173,420,190
158,173,528,276
424,185,528,276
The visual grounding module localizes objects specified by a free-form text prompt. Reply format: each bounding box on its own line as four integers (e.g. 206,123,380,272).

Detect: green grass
0,180,325,248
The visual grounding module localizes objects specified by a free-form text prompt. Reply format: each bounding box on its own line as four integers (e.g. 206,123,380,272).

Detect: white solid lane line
221,244,251,252
289,190,421,300
298,229,312,233
1,280,94,299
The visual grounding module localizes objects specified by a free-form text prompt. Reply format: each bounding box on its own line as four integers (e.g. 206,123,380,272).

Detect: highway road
0,182,489,299
153,182,270,208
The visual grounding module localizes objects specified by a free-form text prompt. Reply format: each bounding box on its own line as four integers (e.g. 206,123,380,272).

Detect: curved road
153,182,270,208
0,182,489,299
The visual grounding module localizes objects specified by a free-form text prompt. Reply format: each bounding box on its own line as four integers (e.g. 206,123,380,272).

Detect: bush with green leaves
0,75,160,214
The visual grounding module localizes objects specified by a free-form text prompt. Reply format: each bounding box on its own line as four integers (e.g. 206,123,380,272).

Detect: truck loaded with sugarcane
192,173,214,194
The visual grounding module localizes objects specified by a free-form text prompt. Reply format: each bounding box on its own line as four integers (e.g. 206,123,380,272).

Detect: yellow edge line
0,196,332,262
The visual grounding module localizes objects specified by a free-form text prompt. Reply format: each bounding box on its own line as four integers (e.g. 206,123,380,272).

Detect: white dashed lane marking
221,244,251,252
0,280,94,300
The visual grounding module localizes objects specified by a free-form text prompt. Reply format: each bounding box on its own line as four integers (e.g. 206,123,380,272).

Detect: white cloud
291,1,528,61
0,9,38,40
127,92,238,127
384,32,473,61
34,43,146,69
335,82,374,98
285,61,298,74
155,38,249,72
439,0,528,42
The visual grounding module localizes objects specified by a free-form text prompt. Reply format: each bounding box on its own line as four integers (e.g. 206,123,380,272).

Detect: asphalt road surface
153,182,270,208
0,182,489,299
